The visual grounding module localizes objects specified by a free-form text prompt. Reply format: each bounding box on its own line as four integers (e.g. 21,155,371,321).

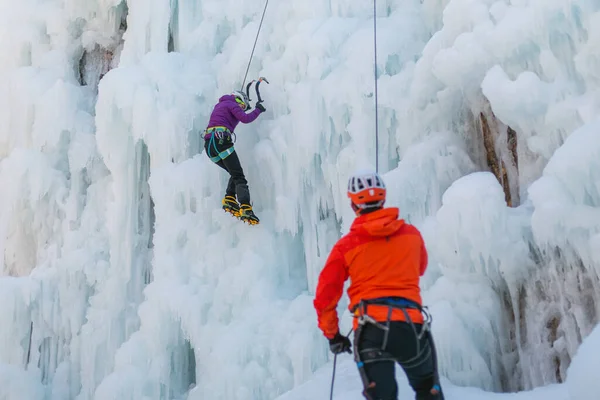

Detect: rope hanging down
241,0,269,89
373,0,380,173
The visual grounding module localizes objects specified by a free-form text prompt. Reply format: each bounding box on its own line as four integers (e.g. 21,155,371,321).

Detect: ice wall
566,322,600,400
520,119,600,388
400,0,600,391
0,0,598,399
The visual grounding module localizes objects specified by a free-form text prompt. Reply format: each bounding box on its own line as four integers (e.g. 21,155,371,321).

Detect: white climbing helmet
232,90,250,110
347,169,386,211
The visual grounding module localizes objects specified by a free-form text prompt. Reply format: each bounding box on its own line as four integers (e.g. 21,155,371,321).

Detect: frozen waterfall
0,0,598,399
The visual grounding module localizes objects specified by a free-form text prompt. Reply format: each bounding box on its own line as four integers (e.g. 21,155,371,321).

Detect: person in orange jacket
313,169,444,400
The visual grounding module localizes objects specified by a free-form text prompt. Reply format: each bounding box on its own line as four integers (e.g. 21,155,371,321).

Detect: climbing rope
373,0,380,173
241,0,269,89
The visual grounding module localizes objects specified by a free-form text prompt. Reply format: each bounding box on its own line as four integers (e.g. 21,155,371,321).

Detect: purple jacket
206,95,262,133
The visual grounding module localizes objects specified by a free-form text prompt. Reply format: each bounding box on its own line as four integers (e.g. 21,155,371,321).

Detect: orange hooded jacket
313,207,428,339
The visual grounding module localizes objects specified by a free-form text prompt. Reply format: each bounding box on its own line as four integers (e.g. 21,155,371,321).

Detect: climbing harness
352,297,442,400
372,0,380,173
204,77,269,163
204,126,236,163
204,126,234,141
241,0,269,89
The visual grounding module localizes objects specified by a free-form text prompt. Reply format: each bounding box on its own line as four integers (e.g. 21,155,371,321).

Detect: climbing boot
239,204,260,225
222,195,241,217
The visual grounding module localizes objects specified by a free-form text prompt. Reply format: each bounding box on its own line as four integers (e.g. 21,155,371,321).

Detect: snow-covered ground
275,356,570,400
0,0,598,399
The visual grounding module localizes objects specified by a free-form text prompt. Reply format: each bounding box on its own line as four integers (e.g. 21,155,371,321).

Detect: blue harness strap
205,127,235,162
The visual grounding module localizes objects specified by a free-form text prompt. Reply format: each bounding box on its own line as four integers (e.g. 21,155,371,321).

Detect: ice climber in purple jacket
203,90,266,225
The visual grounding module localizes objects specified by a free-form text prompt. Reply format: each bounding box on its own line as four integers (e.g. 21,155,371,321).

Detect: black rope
241,0,269,90
373,0,380,173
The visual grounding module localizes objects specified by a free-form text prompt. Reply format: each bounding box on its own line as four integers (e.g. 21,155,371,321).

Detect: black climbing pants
356,321,444,400
204,137,251,205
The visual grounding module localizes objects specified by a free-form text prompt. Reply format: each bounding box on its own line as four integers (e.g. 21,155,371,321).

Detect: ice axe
255,77,269,104
245,79,256,110
244,77,269,108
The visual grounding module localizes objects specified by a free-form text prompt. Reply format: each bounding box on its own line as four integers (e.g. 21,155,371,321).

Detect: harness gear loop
352,297,439,399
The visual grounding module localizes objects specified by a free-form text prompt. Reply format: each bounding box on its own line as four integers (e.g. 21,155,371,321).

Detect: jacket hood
219,94,236,103
350,207,405,237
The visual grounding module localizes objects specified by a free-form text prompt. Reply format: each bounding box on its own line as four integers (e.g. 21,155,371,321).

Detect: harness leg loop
352,297,443,399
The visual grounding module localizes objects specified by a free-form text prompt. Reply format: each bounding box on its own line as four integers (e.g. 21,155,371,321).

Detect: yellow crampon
222,196,241,217
239,204,260,225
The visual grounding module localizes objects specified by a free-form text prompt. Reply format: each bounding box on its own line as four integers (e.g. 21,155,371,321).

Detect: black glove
328,332,352,355
256,102,266,112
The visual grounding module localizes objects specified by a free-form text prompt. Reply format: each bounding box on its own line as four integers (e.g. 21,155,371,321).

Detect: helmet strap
235,98,247,110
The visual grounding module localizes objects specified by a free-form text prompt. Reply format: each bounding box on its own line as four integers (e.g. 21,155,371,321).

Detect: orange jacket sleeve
419,231,428,276
313,244,349,339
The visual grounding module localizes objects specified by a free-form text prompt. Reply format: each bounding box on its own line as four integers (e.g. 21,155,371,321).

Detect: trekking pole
25,321,33,370
329,329,353,400
329,353,338,400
